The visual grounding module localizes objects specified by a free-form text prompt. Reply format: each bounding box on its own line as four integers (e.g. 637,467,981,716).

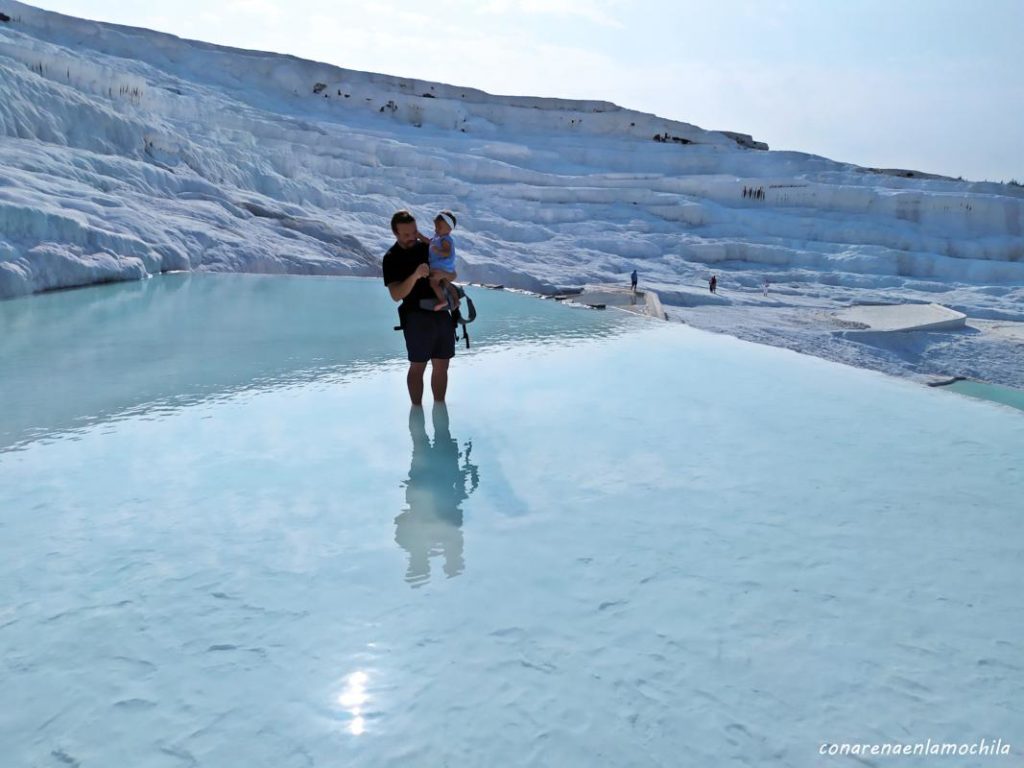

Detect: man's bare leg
430,358,450,402
407,361,427,405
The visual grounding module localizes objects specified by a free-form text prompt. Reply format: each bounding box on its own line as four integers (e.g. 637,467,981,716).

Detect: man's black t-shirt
382,241,434,309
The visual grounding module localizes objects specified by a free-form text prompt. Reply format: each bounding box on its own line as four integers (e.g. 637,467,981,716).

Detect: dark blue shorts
402,308,455,363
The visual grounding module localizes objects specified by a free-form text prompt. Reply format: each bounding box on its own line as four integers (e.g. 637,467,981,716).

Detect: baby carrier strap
451,286,477,349
393,286,477,351
393,301,409,331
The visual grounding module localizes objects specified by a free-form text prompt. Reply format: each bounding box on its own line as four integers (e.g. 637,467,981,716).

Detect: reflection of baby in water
395,404,480,587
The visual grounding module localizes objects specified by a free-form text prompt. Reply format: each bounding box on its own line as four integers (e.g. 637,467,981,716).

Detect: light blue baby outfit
429,235,456,273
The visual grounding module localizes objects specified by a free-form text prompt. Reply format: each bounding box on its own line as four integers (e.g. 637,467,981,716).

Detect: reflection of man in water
394,404,480,587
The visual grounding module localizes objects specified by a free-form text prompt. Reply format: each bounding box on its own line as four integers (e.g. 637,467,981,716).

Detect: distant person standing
383,210,456,406
630,269,638,292
762,279,770,296
709,274,718,294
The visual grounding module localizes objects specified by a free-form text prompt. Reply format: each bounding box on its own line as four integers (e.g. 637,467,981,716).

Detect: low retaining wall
572,284,667,320
835,303,967,333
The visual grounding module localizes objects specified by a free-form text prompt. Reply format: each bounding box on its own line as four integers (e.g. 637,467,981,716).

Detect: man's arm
388,263,430,302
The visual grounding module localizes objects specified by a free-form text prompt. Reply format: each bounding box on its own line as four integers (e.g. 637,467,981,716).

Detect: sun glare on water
338,671,370,735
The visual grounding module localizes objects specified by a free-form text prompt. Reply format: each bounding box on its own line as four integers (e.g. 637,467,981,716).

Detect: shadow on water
394,404,480,588
0,273,641,452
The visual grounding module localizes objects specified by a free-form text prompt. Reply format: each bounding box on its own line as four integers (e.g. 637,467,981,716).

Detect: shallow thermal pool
938,379,1024,414
1,274,1021,767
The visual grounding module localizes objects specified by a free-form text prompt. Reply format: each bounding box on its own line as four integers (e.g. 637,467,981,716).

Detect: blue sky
35,0,1024,181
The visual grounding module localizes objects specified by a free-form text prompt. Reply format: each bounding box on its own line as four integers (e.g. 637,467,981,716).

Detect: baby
421,210,459,311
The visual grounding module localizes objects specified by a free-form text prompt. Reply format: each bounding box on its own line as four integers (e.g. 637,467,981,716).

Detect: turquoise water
940,379,1024,413
1,275,1022,767
0,274,635,451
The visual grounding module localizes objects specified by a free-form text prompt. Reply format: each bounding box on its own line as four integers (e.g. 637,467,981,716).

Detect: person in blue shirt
423,210,459,310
